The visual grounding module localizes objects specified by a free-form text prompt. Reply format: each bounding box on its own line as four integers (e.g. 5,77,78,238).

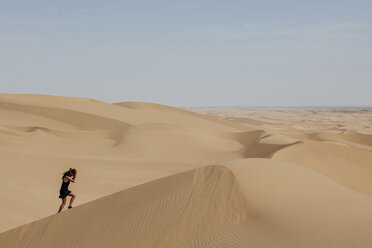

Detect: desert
0,93,371,247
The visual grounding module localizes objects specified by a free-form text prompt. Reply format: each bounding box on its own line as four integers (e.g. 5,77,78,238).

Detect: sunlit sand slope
0,166,247,248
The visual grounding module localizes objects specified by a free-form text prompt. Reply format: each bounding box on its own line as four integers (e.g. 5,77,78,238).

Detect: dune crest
0,166,247,248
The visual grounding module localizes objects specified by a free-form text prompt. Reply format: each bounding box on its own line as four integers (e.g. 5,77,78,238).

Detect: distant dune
0,94,371,247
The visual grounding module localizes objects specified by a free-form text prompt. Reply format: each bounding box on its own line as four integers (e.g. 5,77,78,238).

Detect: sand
0,94,371,247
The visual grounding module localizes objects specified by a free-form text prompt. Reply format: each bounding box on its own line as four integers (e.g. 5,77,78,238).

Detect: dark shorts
59,189,71,199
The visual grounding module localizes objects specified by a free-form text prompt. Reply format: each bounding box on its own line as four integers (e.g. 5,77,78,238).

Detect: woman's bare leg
68,193,76,208
58,198,67,213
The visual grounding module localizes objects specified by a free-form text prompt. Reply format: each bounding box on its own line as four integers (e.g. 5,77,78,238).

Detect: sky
1,0,371,107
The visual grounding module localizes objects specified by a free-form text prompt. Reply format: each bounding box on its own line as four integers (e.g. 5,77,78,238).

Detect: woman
58,168,77,213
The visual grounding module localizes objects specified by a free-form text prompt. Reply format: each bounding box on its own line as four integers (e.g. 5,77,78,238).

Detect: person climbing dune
58,168,77,213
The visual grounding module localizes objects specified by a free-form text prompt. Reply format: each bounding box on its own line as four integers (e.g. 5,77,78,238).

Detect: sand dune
273,141,372,197
289,131,372,150
0,166,247,248
2,160,372,248
1,94,372,247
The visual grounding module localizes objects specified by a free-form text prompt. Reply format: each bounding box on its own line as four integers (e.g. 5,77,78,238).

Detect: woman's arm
65,176,75,183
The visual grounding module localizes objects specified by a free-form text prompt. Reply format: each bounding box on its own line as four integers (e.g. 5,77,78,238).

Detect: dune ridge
0,166,248,248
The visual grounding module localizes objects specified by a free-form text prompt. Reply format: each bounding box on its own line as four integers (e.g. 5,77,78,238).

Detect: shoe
68,206,73,209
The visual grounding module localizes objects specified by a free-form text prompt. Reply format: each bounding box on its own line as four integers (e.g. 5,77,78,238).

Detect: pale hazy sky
1,1,371,106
